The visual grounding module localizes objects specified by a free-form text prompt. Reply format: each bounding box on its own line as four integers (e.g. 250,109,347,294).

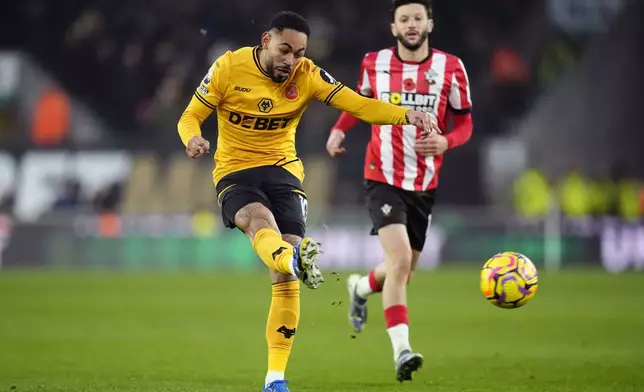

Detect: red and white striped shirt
334,47,473,192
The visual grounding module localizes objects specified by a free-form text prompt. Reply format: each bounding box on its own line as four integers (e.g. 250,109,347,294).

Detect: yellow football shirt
178,46,410,185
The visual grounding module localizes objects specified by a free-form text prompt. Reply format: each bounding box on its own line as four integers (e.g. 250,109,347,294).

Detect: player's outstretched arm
312,65,434,137
329,86,407,125
329,52,375,135
328,87,436,137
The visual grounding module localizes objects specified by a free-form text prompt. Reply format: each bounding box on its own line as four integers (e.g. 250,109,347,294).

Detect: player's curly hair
391,0,433,20
269,11,311,36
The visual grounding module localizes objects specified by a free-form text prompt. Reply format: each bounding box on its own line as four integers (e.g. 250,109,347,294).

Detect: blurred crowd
513,165,644,221
2,0,614,217
5,163,642,222
20,0,549,144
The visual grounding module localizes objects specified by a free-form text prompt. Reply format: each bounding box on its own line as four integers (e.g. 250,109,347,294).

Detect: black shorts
216,166,308,237
364,179,436,252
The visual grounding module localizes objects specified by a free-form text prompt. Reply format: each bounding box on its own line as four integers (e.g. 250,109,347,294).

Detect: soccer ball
480,251,538,309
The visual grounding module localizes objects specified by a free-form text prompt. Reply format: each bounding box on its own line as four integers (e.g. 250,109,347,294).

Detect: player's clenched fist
405,111,442,139
326,129,347,157
186,135,210,158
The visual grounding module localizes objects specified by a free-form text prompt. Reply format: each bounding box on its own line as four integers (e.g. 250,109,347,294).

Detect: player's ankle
289,253,300,277
265,371,285,387
384,305,408,328
368,269,384,292
356,275,374,298
353,269,383,298
387,323,411,361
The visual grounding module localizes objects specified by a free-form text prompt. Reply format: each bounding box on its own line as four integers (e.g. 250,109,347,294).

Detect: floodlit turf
1,268,643,392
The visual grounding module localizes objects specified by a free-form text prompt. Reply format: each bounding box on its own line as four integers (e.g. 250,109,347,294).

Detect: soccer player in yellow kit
177,11,436,392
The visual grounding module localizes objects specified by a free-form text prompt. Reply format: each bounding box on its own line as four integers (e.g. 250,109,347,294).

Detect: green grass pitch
1,267,643,392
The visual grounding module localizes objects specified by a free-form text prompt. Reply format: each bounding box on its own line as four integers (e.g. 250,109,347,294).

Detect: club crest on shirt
424,69,438,85
285,84,299,100
257,98,274,113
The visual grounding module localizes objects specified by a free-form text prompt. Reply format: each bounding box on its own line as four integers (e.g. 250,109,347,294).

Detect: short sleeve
448,58,472,113
194,52,232,109
309,64,345,105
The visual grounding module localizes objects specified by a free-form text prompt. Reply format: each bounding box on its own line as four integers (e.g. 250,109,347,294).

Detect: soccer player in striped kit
327,0,474,382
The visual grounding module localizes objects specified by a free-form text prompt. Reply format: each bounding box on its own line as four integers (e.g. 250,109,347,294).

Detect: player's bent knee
389,256,412,281
234,202,279,236
386,247,413,282
248,215,277,235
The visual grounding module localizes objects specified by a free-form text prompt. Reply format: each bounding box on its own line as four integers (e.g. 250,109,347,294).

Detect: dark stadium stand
21,0,538,135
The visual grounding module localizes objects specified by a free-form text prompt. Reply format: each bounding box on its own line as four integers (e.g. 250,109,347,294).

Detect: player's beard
396,30,429,52
266,60,289,83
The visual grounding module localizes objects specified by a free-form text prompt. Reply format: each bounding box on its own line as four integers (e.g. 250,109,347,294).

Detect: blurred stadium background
1,0,643,272
1,1,644,391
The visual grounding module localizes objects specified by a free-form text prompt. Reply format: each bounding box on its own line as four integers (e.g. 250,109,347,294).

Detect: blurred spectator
608,163,641,221
65,8,105,45
491,45,530,122
52,179,81,210
92,183,123,213
512,168,552,218
0,192,14,214
538,36,578,88
31,89,70,146
559,170,592,218
23,0,540,138
14,0,569,211
491,46,530,86
139,73,185,137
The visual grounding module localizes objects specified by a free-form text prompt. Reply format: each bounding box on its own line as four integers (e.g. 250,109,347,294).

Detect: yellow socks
252,228,296,276
265,280,300,385
253,230,301,385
